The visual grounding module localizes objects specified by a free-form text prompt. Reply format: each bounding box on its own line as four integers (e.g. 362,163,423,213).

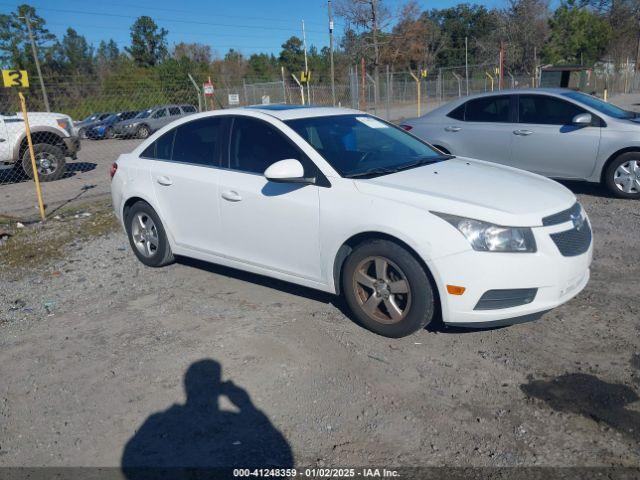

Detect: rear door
445,95,515,165
147,116,227,253
148,108,168,132
511,94,601,178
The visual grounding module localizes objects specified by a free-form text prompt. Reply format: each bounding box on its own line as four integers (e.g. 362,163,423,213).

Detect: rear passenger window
152,109,167,119
447,104,465,121
181,105,197,113
172,117,223,166
140,117,223,166
169,107,181,116
465,96,511,122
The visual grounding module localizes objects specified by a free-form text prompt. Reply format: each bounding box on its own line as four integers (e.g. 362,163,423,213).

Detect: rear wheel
125,201,174,267
21,143,66,182
605,152,640,199
342,239,434,338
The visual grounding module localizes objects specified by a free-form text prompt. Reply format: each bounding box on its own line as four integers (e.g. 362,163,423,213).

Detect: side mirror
264,159,315,184
572,113,592,126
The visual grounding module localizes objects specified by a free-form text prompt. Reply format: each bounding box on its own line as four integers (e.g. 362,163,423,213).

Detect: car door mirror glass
572,113,592,126
264,159,313,184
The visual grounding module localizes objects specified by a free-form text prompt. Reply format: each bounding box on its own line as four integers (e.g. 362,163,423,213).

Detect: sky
1,0,509,57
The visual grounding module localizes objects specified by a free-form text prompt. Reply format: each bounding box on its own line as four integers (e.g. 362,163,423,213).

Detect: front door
217,116,322,281
511,94,601,178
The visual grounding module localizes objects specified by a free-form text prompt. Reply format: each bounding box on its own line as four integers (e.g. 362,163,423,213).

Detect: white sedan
110,106,592,338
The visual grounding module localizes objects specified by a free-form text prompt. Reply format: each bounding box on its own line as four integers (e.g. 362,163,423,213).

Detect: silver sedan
401,88,640,199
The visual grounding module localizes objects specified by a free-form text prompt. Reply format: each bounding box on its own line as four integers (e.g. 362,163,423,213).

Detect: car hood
354,157,576,227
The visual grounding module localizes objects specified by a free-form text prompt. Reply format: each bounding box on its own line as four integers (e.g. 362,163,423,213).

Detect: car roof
242,104,361,120
459,87,574,100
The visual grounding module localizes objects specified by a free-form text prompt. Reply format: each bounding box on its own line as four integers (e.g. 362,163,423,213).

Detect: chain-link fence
2,66,639,222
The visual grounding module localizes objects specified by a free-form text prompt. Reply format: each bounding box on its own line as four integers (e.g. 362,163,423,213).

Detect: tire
604,152,640,199
104,127,114,139
341,239,434,338
125,201,174,267
21,143,66,182
136,125,150,139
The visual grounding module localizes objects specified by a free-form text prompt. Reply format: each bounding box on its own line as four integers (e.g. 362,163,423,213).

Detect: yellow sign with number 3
2,70,29,88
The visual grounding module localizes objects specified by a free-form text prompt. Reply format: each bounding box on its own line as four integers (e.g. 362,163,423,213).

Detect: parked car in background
86,111,139,140
110,106,592,338
1,110,80,181
74,112,112,139
113,104,197,139
401,88,640,199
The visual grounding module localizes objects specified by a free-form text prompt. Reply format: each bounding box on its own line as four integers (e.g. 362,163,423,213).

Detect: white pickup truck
0,111,81,181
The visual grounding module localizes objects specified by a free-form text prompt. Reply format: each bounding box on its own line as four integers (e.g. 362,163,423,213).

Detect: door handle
221,190,242,202
156,175,173,186
513,129,533,136
445,126,461,132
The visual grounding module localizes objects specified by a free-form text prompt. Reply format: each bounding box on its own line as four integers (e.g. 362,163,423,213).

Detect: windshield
562,91,634,119
103,114,118,123
81,114,98,122
135,109,152,119
285,114,449,178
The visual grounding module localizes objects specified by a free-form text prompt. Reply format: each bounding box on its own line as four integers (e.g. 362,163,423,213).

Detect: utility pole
20,15,50,112
499,40,505,90
371,0,380,108
302,19,310,104
465,36,469,96
328,0,336,106
533,45,538,88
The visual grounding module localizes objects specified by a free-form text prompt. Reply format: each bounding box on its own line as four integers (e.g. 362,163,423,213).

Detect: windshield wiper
345,154,454,179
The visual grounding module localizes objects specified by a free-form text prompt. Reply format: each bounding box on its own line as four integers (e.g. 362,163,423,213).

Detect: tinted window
152,108,167,119
181,105,197,113
465,96,511,122
122,111,138,121
562,91,633,119
519,95,586,125
447,104,465,121
172,117,223,166
141,129,175,160
229,117,301,174
169,107,181,116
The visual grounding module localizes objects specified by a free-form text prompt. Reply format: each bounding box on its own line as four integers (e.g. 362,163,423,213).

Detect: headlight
433,212,536,253
56,118,72,135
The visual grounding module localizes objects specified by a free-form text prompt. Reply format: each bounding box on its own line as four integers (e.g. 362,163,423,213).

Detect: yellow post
485,71,494,92
603,88,608,102
409,70,421,117
18,91,45,221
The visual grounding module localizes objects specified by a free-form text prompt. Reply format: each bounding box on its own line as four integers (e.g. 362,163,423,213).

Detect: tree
247,53,279,81
59,28,94,74
173,42,212,64
543,0,612,65
502,0,550,74
0,4,55,70
96,39,120,66
125,16,168,67
279,36,305,75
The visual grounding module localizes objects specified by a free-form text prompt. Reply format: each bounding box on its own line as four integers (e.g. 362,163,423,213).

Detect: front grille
549,220,592,257
474,288,538,310
542,202,581,226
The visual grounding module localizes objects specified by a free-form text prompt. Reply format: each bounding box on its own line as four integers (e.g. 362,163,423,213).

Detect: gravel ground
0,184,639,472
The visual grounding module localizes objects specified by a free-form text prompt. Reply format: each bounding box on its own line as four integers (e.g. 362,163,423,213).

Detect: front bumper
63,136,81,158
432,220,593,326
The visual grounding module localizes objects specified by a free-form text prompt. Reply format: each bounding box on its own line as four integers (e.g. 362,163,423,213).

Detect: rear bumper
431,223,593,326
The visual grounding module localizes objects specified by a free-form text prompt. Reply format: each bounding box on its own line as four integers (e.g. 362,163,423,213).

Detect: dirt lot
0,182,639,472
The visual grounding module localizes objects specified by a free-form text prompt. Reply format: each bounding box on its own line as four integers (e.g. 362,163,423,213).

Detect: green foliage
543,0,612,65
279,36,305,75
0,4,55,70
125,16,168,67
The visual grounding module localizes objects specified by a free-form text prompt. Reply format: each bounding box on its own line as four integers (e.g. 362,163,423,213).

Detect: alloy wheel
352,256,411,324
614,160,640,194
131,212,159,258
35,152,59,177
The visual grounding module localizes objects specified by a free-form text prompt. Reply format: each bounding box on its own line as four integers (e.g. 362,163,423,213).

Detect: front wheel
125,201,174,267
342,239,434,338
22,143,67,182
136,125,150,139
604,153,640,199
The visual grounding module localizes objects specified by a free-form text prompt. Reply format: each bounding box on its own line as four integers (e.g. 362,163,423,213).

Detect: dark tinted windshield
285,114,447,178
135,110,153,119
562,91,634,119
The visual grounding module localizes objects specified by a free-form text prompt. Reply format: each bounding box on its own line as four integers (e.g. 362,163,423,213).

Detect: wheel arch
16,128,65,159
600,147,640,183
332,231,441,318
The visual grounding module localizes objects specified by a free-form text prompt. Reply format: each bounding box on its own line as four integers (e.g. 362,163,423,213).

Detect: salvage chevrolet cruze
110,106,593,338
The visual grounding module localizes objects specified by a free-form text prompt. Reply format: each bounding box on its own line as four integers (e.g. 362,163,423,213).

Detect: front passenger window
518,95,586,125
229,117,301,174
